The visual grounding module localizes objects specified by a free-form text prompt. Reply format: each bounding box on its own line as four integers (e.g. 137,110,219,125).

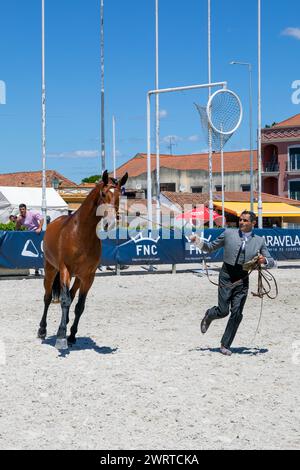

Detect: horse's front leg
68,274,95,345
55,266,71,350
38,261,58,340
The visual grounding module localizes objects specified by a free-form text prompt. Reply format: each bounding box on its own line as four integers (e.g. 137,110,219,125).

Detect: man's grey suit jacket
202,229,275,268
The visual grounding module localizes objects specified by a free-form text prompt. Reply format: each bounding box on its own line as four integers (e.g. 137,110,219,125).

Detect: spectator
8,214,17,224
16,204,44,234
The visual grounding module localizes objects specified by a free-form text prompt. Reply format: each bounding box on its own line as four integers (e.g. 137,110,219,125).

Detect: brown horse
38,170,128,350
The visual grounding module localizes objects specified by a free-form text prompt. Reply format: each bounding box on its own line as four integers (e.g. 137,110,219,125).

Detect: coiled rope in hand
200,250,278,341
242,255,278,341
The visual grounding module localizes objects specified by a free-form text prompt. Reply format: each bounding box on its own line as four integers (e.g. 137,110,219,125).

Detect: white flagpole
112,115,116,178
221,128,225,227
257,0,263,228
41,0,47,229
208,0,214,228
155,0,160,226
100,0,105,173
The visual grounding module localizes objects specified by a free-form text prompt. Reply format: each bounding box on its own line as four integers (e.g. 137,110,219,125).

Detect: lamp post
230,61,254,212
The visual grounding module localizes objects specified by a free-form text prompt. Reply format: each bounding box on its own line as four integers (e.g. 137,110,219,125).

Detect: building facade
116,151,258,195
262,113,300,200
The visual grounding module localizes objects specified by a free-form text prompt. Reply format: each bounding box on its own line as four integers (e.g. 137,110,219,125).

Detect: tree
264,122,277,129
81,175,101,183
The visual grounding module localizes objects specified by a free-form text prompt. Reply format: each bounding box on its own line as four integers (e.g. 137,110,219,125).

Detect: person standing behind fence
16,204,44,234
8,214,17,224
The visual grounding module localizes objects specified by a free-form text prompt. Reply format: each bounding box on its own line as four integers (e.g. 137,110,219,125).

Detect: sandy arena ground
0,262,300,450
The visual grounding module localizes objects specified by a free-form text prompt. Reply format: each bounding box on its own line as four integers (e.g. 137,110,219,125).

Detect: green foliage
0,222,27,231
265,122,278,128
81,175,101,183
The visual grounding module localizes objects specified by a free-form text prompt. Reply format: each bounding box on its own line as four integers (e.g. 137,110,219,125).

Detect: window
191,186,203,193
241,184,251,192
123,191,136,199
160,183,176,192
289,181,300,200
289,148,300,171
215,185,225,192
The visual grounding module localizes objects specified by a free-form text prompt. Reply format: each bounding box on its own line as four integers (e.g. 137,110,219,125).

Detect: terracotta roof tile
162,191,300,208
272,113,300,128
116,151,258,178
77,182,97,188
0,170,77,188
123,198,171,215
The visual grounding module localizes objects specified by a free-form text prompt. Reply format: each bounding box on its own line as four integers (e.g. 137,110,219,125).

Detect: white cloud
281,27,300,40
159,109,168,119
49,150,99,159
188,135,199,142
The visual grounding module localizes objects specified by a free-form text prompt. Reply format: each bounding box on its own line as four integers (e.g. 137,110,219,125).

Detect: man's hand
189,234,204,249
35,227,42,234
257,255,267,265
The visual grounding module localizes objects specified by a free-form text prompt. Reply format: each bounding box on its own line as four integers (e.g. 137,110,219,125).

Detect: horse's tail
52,272,61,303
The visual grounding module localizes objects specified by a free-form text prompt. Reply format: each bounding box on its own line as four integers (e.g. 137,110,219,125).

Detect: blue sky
0,0,300,183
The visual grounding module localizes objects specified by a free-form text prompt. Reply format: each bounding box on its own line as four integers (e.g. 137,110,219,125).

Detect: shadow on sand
194,346,268,356
42,336,118,357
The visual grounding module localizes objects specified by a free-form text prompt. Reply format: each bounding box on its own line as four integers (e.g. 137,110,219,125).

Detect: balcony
290,191,300,201
286,163,300,175
262,163,280,176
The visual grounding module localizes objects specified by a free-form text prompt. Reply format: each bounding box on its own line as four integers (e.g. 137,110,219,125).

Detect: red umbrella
176,207,223,226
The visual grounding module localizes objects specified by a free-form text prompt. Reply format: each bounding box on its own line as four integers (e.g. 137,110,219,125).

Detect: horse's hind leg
68,275,95,345
38,261,58,340
55,265,71,350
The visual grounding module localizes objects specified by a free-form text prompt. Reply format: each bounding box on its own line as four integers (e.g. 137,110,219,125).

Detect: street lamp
230,61,254,212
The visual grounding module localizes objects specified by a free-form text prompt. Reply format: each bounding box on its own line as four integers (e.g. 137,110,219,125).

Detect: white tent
0,186,68,223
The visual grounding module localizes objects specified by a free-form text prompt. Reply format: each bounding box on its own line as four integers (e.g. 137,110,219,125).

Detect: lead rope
247,260,278,342
201,252,278,343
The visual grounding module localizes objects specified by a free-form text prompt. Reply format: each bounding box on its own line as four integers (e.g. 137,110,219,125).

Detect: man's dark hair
240,210,257,223
19,203,27,209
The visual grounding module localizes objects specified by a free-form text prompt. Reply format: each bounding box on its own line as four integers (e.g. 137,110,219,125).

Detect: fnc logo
131,233,160,257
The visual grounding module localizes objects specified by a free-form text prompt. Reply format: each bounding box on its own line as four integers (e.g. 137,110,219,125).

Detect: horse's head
96,170,128,227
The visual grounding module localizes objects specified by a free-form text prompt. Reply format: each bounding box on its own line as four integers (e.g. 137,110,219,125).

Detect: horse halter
97,181,121,226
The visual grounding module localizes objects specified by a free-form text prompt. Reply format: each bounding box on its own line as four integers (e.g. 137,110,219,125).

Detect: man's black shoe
220,345,232,356
201,310,212,334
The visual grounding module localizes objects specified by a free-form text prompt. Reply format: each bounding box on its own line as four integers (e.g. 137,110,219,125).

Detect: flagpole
112,115,116,178
100,0,105,173
257,0,263,228
41,0,47,229
221,128,225,227
208,0,214,228
155,0,160,226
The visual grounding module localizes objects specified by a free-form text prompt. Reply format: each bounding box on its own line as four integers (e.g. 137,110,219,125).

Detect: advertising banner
1,229,300,269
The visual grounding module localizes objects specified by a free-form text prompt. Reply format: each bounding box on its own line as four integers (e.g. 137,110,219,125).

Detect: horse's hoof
55,338,68,350
67,335,76,345
37,329,46,340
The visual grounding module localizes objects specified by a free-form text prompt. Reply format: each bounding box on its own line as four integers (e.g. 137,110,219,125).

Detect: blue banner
0,229,300,269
